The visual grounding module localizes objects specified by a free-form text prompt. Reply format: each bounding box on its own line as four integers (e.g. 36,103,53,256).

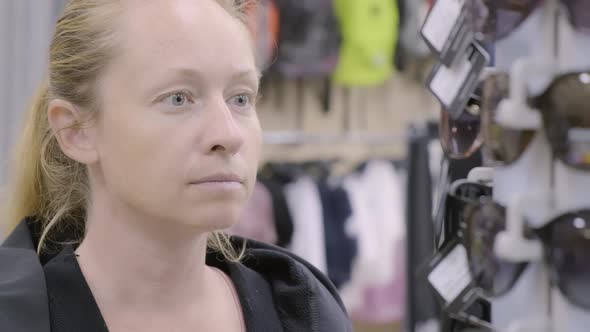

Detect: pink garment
351,239,406,323
339,160,406,323
228,181,278,244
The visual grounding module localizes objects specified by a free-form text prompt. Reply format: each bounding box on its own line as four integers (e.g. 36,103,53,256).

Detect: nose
200,98,244,156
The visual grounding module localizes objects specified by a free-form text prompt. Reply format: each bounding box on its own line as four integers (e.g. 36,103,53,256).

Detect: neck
76,189,214,314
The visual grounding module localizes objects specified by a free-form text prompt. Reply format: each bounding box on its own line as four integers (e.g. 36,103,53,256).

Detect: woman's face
91,0,261,230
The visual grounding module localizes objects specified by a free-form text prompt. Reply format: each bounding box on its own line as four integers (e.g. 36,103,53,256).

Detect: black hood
0,219,51,332
1,218,352,332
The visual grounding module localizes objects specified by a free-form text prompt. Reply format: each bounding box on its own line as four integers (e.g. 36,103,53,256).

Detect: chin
179,204,244,232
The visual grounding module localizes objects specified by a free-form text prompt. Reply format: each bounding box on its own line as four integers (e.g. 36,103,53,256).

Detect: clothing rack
405,123,440,332
265,123,440,332
263,131,408,146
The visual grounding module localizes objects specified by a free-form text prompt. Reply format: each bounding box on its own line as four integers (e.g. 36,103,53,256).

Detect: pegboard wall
258,71,439,163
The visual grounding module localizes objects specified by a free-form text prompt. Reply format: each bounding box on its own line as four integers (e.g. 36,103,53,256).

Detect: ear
47,99,99,165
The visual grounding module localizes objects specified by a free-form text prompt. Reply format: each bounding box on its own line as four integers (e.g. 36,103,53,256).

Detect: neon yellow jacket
332,0,399,86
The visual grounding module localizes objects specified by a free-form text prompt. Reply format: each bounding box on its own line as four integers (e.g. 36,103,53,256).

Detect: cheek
242,116,262,197
95,107,181,200
244,115,262,167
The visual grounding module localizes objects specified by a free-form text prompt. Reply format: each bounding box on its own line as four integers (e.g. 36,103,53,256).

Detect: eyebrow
166,67,261,84
145,67,261,99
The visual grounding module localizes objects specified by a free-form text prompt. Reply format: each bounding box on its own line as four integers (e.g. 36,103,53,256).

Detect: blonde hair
1,0,256,261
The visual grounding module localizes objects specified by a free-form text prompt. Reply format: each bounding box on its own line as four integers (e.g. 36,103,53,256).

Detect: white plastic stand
490,133,551,331
490,6,553,330
466,166,494,184
490,0,590,330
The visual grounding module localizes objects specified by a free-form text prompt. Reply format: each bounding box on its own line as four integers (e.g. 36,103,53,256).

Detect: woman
0,0,352,331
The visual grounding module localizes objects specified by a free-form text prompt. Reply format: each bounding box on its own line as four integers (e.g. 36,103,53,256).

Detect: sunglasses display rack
488,131,552,332
493,1,590,331
422,0,590,331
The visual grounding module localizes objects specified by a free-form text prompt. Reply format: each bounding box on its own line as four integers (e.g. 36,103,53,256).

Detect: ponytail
2,78,88,253
2,80,50,233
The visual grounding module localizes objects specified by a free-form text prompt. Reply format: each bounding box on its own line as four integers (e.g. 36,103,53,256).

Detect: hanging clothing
332,0,399,86
228,181,278,245
397,0,430,59
247,0,280,71
338,171,371,312
360,160,405,283
1,218,353,332
317,179,356,289
272,0,340,78
352,239,406,323
339,160,406,323
259,177,294,248
284,176,328,274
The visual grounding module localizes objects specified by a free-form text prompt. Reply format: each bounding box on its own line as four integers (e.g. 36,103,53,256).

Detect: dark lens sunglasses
459,198,590,309
481,70,590,170
468,0,590,41
444,181,493,243
481,71,537,166
440,88,484,160
432,181,496,331
528,71,590,171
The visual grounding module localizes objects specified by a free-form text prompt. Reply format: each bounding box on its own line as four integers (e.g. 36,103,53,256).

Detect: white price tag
430,52,472,107
427,244,472,303
422,0,465,52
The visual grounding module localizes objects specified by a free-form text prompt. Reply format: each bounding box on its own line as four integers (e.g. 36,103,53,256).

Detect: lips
190,173,243,185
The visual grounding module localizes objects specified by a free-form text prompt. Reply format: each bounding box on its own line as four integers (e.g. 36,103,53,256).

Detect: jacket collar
2,217,38,250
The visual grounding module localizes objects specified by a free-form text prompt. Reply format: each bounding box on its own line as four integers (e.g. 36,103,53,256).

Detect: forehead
109,0,256,79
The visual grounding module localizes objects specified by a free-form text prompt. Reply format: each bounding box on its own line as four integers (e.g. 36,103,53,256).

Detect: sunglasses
438,70,532,161
444,181,493,242
440,90,484,160
468,0,590,41
460,198,590,310
528,71,590,170
437,181,496,329
480,71,538,166
481,70,590,170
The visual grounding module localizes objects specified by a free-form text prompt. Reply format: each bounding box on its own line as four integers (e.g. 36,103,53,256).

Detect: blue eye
230,94,252,108
172,94,186,106
170,93,187,106
162,91,193,107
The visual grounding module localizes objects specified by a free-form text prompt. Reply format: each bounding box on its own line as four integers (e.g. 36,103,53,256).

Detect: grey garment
0,221,50,332
398,0,429,58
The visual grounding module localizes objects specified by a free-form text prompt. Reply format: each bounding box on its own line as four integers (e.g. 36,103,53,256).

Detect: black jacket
0,218,353,332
